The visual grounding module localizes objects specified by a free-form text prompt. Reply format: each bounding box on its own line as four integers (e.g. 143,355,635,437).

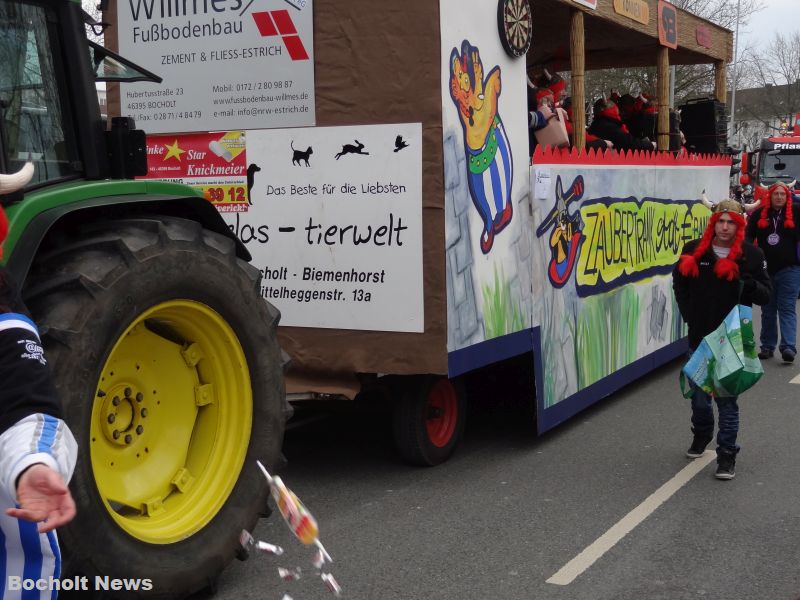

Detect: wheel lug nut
125,434,132,444
107,414,115,424
112,430,120,439
136,425,143,434
141,408,148,418
112,396,120,406
97,389,106,397
136,392,144,402
124,387,132,398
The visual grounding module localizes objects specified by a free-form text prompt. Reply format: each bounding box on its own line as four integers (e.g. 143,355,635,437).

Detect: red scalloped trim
530,146,732,167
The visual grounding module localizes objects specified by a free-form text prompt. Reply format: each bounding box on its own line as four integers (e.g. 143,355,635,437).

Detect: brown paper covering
281,0,447,396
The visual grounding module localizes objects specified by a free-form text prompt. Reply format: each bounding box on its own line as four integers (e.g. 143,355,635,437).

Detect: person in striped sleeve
1,163,77,595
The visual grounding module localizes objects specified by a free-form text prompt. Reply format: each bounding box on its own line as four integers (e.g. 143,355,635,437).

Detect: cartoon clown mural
448,40,514,254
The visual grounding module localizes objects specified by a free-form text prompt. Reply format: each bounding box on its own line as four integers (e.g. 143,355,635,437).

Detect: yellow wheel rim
90,300,252,544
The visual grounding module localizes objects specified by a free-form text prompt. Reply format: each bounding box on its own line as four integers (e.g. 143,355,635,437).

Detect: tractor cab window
761,151,800,182
0,0,79,187
88,41,162,84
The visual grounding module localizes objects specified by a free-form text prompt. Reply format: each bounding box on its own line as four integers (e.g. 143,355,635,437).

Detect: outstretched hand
6,464,76,533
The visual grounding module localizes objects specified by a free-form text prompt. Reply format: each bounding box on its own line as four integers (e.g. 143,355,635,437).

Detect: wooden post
657,46,670,151
570,10,585,150
714,61,727,102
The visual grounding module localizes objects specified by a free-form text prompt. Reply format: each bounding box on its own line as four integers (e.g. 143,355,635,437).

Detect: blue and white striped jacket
0,313,77,599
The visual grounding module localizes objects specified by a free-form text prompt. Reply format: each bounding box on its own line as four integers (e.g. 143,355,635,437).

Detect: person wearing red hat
560,97,613,151
673,200,771,480
588,97,656,152
745,181,800,363
527,86,558,156
537,69,568,106
0,163,78,593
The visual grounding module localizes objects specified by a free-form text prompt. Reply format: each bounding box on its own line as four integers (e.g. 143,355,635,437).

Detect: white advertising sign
117,0,315,133
223,123,424,332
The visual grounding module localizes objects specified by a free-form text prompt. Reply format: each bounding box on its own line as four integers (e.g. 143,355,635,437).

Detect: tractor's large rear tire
23,216,286,598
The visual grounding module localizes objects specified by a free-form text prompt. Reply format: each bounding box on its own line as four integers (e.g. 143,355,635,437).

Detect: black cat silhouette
291,141,313,167
394,135,409,152
246,163,261,205
335,140,369,160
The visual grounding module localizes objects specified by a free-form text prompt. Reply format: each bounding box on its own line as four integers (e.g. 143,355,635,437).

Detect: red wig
756,182,795,229
0,205,7,259
678,207,746,281
536,89,554,103
598,103,623,123
548,78,567,96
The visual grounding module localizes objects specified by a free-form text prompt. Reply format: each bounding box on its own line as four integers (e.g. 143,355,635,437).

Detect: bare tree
583,0,764,107
670,0,764,103
743,31,800,129
585,68,656,107
673,0,762,31
735,119,766,150
81,0,105,44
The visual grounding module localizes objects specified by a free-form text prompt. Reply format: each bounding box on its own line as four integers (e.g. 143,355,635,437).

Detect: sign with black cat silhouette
224,122,424,332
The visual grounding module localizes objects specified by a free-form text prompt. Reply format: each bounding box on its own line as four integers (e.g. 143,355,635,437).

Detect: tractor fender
6,193,250,284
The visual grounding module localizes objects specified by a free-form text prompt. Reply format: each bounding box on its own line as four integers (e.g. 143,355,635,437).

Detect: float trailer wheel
392,376,466,466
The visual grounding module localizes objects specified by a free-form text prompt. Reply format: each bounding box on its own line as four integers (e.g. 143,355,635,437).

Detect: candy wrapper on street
321,573,342,597
257,541,284,556
278,567,302,582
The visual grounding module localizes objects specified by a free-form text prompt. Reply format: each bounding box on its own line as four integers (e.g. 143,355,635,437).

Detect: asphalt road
213,326,800,600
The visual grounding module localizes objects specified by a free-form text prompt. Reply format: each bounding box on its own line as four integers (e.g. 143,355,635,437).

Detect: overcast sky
736,0,800,55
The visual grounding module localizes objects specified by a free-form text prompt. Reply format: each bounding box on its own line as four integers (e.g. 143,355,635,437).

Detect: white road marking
546,450,717,586
790,373,800,384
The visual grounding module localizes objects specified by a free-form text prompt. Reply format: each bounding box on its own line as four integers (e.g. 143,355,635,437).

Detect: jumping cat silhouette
291,141,313,167
335,139,369,160
394,135,409,152
246,163,261,205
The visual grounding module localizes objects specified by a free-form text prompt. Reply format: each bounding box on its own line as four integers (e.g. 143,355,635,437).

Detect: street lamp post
729,0,742,148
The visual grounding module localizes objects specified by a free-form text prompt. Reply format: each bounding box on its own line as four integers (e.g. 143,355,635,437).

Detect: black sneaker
758,349,774,359
715,453,736,480
686,435,711,459
781,349,796,363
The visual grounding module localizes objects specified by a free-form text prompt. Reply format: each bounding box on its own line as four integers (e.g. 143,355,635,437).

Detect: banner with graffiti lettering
439,0,532,357
530,148,730,427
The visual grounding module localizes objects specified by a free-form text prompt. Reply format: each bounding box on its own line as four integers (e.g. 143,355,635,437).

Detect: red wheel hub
425,379,458,448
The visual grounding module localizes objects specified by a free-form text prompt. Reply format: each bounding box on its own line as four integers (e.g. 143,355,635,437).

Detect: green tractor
1,0,287,594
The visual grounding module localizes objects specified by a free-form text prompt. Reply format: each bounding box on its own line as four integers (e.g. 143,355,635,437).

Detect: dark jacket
587,115,654,152
745,204,800,275
672,240,771,349
0,269,63,436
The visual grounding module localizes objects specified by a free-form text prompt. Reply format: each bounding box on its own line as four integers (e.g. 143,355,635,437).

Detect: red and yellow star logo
163,140,185,162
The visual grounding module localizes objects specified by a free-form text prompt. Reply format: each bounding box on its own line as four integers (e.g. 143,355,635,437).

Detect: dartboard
498,0,533,58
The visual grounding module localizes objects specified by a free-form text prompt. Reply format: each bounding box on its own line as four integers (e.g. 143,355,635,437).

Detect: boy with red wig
673,200,771,479
745,181,800,363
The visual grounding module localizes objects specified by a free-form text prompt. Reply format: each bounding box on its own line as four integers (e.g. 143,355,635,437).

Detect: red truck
741,112,800,197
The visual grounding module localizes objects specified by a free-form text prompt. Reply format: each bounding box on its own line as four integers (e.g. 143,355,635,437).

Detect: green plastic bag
680,304,764,398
